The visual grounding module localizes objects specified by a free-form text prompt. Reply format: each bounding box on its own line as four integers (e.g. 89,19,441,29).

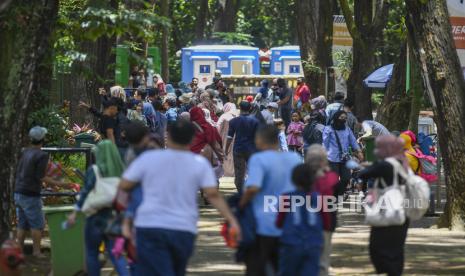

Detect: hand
357,137,362,144
122,219,132,240
228,219,242,244
79,101,90,109
357,152,364,162
67,211,77,227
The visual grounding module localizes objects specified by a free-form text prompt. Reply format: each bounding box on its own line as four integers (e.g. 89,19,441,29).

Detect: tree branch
371,0,390,33
338,0,360,42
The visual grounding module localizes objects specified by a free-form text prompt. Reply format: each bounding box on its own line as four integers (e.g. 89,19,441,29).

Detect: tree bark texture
161,0,170,82
406,0,465,230
0,0,59,242
213,0,241,33
339,0,389,119
295,0,334,96
194,0,209,41
376,41,411,131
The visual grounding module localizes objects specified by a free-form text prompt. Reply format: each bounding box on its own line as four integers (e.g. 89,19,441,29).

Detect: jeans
136,227,195,276
279,243,321,276
233,151,252,193
85,212,129,276
14,193,44,230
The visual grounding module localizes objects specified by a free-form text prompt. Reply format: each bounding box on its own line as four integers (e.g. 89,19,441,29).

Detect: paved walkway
188,177,465,275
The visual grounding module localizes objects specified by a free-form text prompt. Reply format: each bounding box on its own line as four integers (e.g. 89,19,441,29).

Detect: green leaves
211,32,254,45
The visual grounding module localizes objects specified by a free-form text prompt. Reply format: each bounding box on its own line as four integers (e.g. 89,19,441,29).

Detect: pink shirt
286,121,304,146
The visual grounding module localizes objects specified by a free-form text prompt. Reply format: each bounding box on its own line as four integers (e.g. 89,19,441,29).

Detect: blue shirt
323,126,360,163
228,114,259,153
245,150,301,237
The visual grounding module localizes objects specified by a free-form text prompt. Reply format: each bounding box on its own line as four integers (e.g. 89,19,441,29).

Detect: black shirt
15,148,49,197
99,115,126,148
358,160,405,188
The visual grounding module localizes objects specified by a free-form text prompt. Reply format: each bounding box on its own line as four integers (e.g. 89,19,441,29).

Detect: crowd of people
13,75,438,276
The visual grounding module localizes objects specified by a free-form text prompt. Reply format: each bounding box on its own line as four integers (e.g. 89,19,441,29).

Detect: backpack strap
332,128,345,160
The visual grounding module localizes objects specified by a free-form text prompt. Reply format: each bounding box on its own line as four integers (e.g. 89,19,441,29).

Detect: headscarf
93,140,125,177
202,108,216,127
400,132,415,152
375,135,409,170
199,91,218,122
331,110,347,130
190,107,222,153
142,102,155,117
179,112,191,121
110,86,127,103
402,130,417,145
311,95,327,110
223,102,238,115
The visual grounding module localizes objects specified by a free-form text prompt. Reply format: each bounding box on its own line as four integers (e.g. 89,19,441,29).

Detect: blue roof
270,45,300,51
182,45,259,51
363,64,393,89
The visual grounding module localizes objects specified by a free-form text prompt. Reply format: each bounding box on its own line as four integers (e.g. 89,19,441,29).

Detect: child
276,164,323,276
287,112,305,154
274,119,288,152
165,98,178,125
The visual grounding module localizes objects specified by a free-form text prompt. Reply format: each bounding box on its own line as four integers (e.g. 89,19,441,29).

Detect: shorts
14,193,45,230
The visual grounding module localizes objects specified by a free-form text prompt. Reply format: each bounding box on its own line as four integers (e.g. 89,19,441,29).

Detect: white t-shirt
123,149,217,234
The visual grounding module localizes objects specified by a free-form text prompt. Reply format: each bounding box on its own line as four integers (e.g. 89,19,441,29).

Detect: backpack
387,158,430,220
408,150,438,183
166,108,178,122
303,123,324,145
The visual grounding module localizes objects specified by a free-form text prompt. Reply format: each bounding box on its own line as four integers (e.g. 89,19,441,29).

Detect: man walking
119,120,240,275
225,101,260,193
276,78,293,128
239,125,301,276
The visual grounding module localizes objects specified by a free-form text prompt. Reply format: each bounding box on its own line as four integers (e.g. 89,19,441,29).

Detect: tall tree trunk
407,45,423,133
213,0,241,32
339,0,389,119
194,0,209,42
295,0,333,96
0,0,59,242
376,41,411,131
161,0,170,82
406,0,465,230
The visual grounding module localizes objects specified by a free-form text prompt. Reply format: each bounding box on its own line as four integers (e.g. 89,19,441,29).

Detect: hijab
190,107,222,153
93,140,125,177
223,102,238,115
142,102,155,117
311,96,327,110
199,91,218,122
375,135,409,170
331,110,347,131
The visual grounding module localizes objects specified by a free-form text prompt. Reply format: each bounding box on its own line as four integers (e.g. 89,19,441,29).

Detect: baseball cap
267,102,278,109
29,126,48,142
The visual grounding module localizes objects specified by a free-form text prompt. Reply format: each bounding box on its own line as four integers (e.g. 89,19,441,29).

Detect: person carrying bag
66,140,129,276
357,135,411,276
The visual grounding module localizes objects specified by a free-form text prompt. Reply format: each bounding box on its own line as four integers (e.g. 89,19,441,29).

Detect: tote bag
81,165,120,216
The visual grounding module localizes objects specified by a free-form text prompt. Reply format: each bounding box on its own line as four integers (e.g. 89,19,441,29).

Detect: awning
278,56,301,61
229,55,256,60
190,56,221,61
363,64,394,89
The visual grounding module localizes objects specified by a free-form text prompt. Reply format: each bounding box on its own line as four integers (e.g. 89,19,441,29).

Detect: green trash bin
44,205,85,276
74,133,96,148
364,136,376,162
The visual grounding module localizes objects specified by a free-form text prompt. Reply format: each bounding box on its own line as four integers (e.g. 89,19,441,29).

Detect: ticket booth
181,45,260,88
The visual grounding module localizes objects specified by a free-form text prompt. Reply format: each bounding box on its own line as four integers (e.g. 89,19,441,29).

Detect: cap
246,95,254,103
29,126,48,141
267,102,278,109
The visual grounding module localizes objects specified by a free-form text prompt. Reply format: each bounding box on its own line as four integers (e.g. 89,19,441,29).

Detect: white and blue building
181,45,260,88
269,45,303,75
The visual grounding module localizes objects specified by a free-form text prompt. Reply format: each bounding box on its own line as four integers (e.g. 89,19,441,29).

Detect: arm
225,120,235,155
106,128,116,144
278,95,290,106
322,127,331,152
119,178,138,191
211,141,225,163
348,129,363,160
203,187,241,238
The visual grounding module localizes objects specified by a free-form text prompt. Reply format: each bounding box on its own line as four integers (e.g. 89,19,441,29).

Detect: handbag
81,165,120,216
388,159,430,221
364,158,406,227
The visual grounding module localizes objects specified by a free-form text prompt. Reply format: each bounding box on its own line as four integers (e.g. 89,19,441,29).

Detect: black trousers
245,235,280,276
369,220,409,276
329,161,351,190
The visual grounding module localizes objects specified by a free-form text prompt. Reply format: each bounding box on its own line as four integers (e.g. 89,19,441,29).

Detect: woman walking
67,140,129,276
357,135,410,276
217,103,239,177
